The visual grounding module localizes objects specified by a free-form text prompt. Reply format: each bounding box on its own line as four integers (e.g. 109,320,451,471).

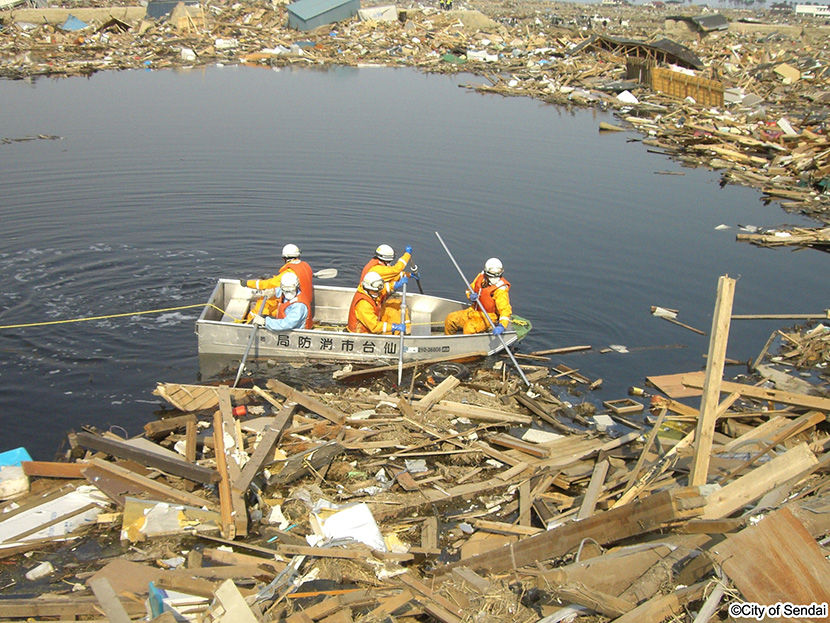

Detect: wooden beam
88,577,132,623
21,461,86,479
74,431,218,484
682,376,830,412
266,378,346,425
576,458,609,520
234,402,296,492
84,458,215,510
433,487,705,580
213,410,237,540
689,275,735,487
413,375,460,413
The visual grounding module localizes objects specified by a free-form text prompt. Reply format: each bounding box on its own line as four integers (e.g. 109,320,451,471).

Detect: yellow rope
0,303,227,330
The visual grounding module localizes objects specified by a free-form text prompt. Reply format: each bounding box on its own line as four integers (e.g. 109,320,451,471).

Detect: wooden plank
702,442,818,519
214,578,259,623
489,433,550,458
413,375,460,412
682,376,830,412
529,345,591,356
213,410,236,540
712,507,830,607
74,431,219,484
473,519,542,537
235,402,296,492
689,275,735,487
613,581,708,623
433,401,532,425
88,577,132,623
143,414,197,440
333,351,486,381
84,458,216,510
364,590,414,620
433,487,705,580
399,573,463,620
646,371,705,399
267,378,347,425
576,458,609,520
0,597,145,618
21,461,86,479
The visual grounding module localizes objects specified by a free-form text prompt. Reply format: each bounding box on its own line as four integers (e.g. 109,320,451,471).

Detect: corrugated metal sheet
146,0,200,20
287,0,360,31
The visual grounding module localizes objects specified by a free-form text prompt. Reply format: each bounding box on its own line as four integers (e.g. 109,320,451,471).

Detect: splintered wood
5,292,830,623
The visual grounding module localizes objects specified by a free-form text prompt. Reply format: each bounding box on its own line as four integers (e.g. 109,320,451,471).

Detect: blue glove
492,324,505,336
394,275,408,291
405,244,412,254
392,323,406,334
469,292,479,303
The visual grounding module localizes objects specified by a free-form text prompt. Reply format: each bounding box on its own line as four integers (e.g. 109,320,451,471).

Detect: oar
434,231,530,388
397,280,407,386
231,268,336,388
314,268,338,279
410,264,424,294
232,297,267,388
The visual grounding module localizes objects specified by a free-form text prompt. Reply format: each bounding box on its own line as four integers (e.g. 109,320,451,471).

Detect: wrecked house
287,0,360,31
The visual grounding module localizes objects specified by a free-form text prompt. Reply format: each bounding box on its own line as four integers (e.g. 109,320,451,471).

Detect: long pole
233,297,267,388
434,231,530,387
397,281,407,386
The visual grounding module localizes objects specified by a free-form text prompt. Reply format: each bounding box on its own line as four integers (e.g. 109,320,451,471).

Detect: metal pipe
434,231,530,387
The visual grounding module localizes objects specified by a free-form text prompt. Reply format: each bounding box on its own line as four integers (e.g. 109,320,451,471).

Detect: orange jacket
470,273,512,329
348,287,391,334
247,260,314,301
360,252,411,297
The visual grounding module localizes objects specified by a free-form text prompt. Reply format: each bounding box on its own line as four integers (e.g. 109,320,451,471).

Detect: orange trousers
444,308,497,335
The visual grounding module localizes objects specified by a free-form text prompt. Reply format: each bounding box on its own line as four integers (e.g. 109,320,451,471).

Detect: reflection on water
1,64,827,458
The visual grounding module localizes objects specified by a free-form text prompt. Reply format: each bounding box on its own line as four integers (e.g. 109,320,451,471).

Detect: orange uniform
246,260,314,320
347,287,396,334
444,273,512,335
359,251,411,299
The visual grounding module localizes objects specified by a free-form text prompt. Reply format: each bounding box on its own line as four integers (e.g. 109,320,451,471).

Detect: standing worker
348,271,407,335
359,243,413,326
444,258,512,335
251,272,311,331
242,243,314,319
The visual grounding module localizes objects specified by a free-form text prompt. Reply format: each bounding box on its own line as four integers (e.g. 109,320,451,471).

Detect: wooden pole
689,275,736,487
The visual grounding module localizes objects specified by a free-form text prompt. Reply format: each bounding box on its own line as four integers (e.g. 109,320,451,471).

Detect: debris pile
1,327,829,621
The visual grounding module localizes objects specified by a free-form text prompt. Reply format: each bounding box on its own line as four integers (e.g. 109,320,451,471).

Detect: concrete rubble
3,0,830,221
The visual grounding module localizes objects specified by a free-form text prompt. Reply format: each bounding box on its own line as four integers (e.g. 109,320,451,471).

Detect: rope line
0,303,226,330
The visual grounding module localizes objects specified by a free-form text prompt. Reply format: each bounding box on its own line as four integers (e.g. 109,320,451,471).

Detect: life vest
281,261,313,301
360,258,383,283
348,289,381,333
277,295,313,329
472,273,511,316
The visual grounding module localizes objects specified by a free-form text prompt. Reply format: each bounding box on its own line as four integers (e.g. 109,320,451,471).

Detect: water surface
1,65,824,458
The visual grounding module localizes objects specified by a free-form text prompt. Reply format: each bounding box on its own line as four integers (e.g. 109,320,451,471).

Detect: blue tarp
0,447,31,467
60,14,89,31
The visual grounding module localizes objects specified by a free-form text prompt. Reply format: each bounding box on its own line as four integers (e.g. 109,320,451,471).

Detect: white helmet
484,258,504,278
362,271,384,293
375,244,394,263
281,271,300,298
282,243,301,260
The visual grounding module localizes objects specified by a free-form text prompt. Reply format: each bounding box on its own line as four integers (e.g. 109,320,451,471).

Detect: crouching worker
348,271,409,335
251,272,313,331
445,258,512,335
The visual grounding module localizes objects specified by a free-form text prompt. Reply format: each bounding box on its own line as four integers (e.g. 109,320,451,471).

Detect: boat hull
196,279,524,364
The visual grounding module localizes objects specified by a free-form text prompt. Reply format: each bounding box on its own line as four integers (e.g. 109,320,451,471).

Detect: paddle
397,280,407,386
409,264,424,294
231,267,338,388
434,231,530,387
233,296,267,388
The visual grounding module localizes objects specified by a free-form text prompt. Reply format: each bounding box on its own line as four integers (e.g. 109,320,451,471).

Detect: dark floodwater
1,65,826,459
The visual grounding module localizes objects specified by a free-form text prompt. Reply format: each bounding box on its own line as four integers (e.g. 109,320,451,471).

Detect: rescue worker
359,243,413,326
251,272,311,331
242,243,314,320
444,258,512,335
348,271,407,334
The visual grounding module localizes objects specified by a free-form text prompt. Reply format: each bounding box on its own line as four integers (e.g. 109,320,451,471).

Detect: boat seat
222,297,251,323
410,310,432,336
